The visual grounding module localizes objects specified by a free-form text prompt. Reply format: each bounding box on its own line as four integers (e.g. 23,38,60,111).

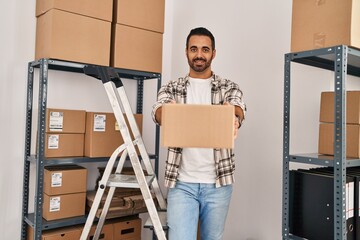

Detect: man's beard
187,56,213,73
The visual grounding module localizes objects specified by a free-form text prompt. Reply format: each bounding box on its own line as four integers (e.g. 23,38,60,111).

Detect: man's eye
203,49,210,53
191,48,197,52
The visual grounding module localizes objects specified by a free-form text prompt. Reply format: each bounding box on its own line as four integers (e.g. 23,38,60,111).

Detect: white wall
0,0,36,239
1,0,355,239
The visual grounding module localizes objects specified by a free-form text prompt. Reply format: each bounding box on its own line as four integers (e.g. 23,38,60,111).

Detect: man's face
186,35,216,73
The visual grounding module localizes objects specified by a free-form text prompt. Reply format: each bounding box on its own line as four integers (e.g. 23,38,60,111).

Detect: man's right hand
155,100,176,125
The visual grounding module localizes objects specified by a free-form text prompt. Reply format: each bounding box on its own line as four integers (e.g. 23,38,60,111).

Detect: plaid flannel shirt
151,74,246,188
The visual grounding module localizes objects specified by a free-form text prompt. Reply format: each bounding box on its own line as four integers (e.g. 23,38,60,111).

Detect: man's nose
195,51,203,58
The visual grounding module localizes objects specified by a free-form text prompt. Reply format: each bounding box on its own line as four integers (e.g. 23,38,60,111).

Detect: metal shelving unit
282,45,360,240
21,58,162,240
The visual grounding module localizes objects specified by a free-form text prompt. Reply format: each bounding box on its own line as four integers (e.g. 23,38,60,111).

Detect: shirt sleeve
151,81,177,125
224,81,247,123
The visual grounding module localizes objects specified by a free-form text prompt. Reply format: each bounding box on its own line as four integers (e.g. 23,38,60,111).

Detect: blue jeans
167,181,233,240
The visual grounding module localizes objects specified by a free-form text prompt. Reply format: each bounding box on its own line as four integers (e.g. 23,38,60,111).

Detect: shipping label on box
94,114,106,132
49,111,63,131
161,104,235,149
47,135,59,149
51,172,62,187
49,196,61,212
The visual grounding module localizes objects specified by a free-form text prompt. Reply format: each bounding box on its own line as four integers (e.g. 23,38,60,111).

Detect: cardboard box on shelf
112,218,141,240
45,133,84,158
291,0,360,52
46,108,86,133
161,104,235,149
27,226,82,240
111,24,163,73
43,192,86,221
44,165,87,195
36,0,113,21
114,0,165,33
318,123,360,158
84,112,143,158
35,9,111,66
87,223,113,240
320,91,360,124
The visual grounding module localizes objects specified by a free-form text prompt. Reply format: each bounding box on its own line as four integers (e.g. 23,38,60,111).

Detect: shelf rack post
33,58,50,240
21,62,35,240
282,53,291,239
333,45,347,240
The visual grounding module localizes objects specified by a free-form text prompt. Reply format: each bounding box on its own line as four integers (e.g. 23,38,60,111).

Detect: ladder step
144,211,168,230
107,174,155,188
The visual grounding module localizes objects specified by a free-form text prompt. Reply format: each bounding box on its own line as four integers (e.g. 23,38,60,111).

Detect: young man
151,27,246,240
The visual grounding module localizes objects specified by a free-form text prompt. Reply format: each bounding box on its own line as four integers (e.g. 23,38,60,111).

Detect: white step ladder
80,65,167,240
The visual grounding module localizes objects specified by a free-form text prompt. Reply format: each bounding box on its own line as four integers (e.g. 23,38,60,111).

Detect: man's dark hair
186,27,215,50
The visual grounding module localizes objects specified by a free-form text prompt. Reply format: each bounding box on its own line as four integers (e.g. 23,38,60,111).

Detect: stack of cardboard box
318,91,360,158
35,0,165,72
42,165,87,221
44,108,86,158
111,0,165,73
43,108,143,159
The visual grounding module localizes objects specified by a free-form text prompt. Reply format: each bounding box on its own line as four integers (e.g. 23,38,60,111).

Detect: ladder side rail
115,82,167,210
93,150,128,240
80,144,126,240
128,153,167,240
115,79,154,175
104,81,167,240
103,81,153,203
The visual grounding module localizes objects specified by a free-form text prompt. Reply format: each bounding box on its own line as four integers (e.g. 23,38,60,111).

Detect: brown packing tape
313,32,326,49
315,0,326,6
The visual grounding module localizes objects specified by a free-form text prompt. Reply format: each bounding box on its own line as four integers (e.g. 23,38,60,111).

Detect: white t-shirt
177,77,216,183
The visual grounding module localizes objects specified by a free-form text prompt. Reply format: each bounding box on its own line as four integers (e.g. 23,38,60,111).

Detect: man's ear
212,49,216,59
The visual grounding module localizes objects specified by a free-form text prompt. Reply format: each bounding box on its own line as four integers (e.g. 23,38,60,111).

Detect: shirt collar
184,73,217,86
